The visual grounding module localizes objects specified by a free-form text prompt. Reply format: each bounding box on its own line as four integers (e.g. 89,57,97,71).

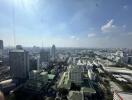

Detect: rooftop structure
29,70,48,84
24,70,55,94
81,87,96,95
16,45,23,50
48,74,55,80
67,91,83,100
104,67,132,74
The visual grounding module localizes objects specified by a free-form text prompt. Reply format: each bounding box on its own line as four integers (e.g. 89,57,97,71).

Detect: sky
0,0,132,48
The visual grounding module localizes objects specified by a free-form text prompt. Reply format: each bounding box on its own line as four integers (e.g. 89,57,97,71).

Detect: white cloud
123,5,128,9
122,25,126,28
70,35,79,40
88,33,96,37
101,19,118,33
70,35,76,39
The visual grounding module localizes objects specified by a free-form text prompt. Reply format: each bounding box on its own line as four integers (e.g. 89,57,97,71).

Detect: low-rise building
58,72,71,90
67,91,83,100
29,70,49,84
0,79,16,93
113,91,132,100
68,65,82,85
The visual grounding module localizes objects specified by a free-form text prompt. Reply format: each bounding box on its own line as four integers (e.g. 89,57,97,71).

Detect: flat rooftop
10,49,25,52
115,92,132,100
118,92,132,100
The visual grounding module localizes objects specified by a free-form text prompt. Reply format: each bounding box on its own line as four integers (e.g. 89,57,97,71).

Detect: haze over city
0,0,132,48
1,0,132,100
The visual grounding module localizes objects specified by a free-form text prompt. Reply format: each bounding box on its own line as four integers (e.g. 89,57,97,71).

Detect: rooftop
81,87,96,94
0,79,13,85
68,91,83,100
10,49,25,53
58,72,71,89
48,74,55,80
115,91,132,100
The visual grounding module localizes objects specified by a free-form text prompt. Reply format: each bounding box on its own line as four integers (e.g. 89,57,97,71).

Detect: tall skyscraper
40,49,50,63
9,50,29,80
40,49,50,68
0,40,3,60
51,44,56,61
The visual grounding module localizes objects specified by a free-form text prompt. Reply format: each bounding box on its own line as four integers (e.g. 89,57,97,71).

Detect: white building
88,69,95,80
68,65,82,85
115,51,128,64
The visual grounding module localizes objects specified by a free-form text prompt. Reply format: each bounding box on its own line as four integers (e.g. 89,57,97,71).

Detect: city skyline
0,0,132,48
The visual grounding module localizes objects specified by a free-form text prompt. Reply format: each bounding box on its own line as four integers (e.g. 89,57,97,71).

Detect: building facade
51,45,56,61
40,49,50,63
9,50,29,80
68,65,82,85
0,40,3,60
16,45,23,50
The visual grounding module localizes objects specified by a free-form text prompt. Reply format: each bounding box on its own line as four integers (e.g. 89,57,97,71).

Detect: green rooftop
58,72,71,89
48,74,55,80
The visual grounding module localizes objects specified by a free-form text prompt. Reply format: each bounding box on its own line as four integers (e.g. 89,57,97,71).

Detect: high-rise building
40,49,50,63
0,40,3,49
16,45,23,50
51,45,56,61
36,55,40,70
0,40,3,60
128,56,132,64
29,55,40,71
9,50,29,80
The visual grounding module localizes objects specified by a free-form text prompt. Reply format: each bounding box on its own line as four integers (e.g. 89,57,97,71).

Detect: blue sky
0,0,132,48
